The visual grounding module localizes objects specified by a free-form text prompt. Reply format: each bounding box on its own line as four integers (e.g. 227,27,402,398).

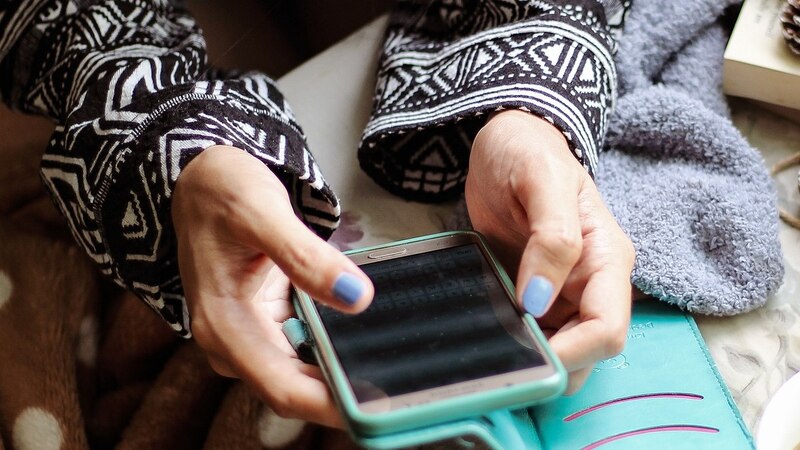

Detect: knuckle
190,315,214,349
270,403,290,419
269,392,298,420
614,233,636,270
623,239,636,266
281,240,320,279
601,327,628,358
206,358,233,378
533,229,582,265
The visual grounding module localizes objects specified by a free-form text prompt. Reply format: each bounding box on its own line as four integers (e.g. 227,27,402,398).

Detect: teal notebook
287,300,754,449
527,299,754,450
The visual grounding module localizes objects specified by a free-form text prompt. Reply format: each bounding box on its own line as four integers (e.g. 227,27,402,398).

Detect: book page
726,0,800,75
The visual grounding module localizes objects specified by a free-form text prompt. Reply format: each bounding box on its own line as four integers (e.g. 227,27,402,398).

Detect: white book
723,0,800,110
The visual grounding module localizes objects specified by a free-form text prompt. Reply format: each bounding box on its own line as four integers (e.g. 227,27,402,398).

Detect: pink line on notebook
564,393,704,422
582,425,719,449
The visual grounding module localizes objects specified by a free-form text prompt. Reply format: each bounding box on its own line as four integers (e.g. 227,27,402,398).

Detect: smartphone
293,231,566,438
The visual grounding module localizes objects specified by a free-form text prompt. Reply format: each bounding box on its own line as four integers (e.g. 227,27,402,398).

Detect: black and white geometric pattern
598,0,633,40
359,0,617,201
2,0,621,337
1,0,337,337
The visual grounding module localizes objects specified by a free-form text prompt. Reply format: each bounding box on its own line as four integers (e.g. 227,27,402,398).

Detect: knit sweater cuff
359,1,616,202
42,73,339,337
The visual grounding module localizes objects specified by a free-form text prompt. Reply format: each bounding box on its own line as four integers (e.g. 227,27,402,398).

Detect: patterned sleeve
0,0,339,337
359,0,618,201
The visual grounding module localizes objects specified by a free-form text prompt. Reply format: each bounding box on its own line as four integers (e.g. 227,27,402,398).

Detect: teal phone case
287,233,753,449
292,231,566,442
530,299,754,450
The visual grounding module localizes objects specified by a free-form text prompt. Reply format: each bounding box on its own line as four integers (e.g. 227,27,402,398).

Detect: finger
258,211,373,313
229,334,344,428
564,367,593,395
536,296,579,332
257,362,343,429
548,267,632,374
207,355,238,378
198,297,344,428
515,165,584,318
544,317,596,393
268,359,345,429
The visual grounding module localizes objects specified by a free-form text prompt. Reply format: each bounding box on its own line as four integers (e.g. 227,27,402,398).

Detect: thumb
263,211,374,313
515,169,584,318
232,176,374,313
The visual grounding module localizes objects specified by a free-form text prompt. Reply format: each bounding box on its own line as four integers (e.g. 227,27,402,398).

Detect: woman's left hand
466,110,635,393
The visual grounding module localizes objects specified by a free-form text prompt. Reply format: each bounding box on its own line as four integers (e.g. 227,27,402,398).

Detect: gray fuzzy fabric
452,0,785,315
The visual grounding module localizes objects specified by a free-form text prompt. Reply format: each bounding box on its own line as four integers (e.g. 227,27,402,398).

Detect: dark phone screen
318,244,546,403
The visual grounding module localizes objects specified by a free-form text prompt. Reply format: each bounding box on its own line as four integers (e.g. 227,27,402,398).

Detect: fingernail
522,276,554,317
333,273,365,305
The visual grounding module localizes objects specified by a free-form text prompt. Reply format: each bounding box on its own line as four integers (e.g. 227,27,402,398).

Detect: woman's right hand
466,111,635,394
172,145,374,428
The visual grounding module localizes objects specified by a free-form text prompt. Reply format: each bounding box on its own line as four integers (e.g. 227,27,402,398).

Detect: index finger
547,267,632,376
223,320,344,428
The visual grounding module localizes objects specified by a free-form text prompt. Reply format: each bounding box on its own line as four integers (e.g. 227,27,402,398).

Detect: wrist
481,110,569,152
470,109,587,200
171,145,290,240
172,145,255,236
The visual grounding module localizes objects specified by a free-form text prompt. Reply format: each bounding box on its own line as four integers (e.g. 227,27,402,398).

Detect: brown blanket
0,110,464,450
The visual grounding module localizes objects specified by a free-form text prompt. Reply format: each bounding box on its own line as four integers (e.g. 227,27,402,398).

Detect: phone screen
317,243,547,407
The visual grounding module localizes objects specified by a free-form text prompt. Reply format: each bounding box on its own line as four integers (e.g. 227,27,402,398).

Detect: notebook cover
530,300,754,449
286,299,753,449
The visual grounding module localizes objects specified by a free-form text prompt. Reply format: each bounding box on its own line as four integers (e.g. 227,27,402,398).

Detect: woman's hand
467,110,635,393
172,145,374,427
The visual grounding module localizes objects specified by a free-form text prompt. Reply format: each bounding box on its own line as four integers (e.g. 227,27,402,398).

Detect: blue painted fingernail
522,276,554,317
333,273,365,305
